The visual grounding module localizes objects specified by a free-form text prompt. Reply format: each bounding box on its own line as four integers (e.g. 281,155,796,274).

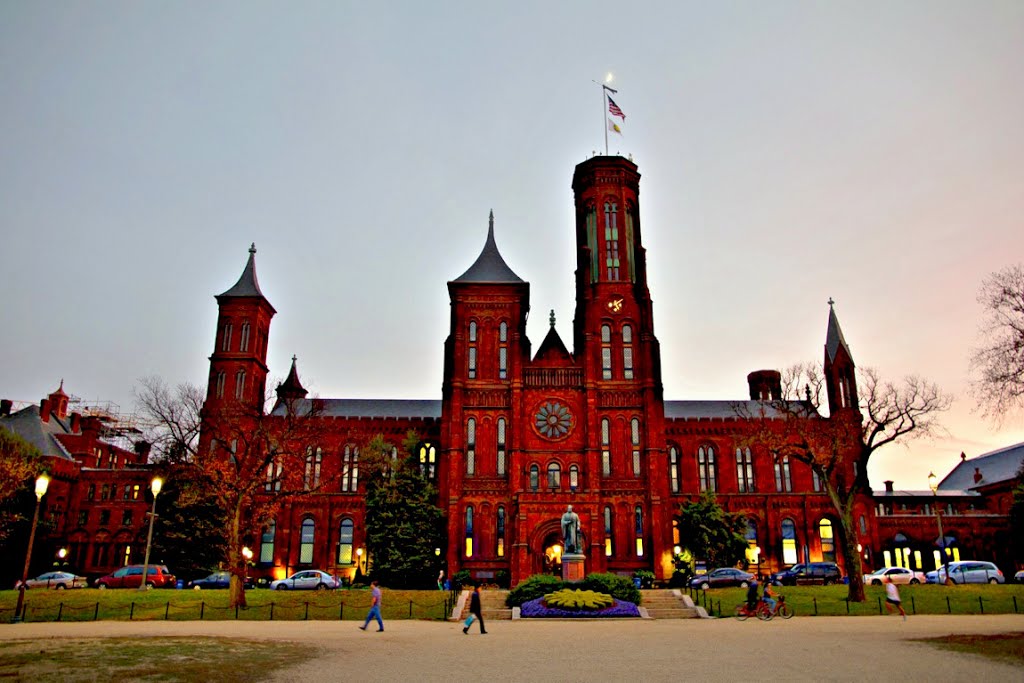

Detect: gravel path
3,615,1023,682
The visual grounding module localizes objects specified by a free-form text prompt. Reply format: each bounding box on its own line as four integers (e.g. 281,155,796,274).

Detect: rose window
535,401,573,439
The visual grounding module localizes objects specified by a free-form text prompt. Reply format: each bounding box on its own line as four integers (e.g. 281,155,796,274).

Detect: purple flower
520,597,640,618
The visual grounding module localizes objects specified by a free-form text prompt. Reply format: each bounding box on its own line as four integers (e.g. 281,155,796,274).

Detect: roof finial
549,309,556,328
59,378,64,390
291,354,297,363
827,297,835,309
249,242,256,255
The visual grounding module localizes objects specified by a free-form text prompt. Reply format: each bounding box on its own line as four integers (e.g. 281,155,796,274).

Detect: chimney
134,440,152,464
80,415,102,438
70,412,81,433
973,467,983,484
39,398,52,423
884,480,894,493
0,399,11,417
747,369,782,401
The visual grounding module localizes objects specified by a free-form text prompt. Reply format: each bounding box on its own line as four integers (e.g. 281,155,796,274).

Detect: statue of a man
561,505,581,554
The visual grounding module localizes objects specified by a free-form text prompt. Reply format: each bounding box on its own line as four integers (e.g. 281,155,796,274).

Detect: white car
862,567,925,586
269,570,341,591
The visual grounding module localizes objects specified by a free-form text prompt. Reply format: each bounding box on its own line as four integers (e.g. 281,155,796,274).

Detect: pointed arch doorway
542,531,564,577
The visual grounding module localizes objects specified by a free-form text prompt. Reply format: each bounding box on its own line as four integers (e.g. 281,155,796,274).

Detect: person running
462,584,487,634
359,580,384,632
884,575,906,621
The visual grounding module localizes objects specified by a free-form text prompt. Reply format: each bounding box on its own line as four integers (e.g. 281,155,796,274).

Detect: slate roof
218,243,273,309
0,405,75,460
825,303,851,362
276,356,308,398
664,400,806,420
451,212,524,284
270,398,442,419
939,441,1024,491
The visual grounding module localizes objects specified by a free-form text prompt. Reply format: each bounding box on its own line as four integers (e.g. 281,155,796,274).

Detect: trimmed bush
545,589,614,610
506,574,564,607
579,573,642,605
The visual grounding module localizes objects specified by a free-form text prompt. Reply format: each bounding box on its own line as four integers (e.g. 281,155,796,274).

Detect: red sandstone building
4,156,1019,585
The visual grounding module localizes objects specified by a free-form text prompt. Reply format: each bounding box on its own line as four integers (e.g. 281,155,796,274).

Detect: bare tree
744,365,951,602
970,264,1024,422
133,377,203,462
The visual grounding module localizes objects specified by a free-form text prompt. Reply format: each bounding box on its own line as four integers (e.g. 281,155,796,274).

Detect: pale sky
2,1,1023,491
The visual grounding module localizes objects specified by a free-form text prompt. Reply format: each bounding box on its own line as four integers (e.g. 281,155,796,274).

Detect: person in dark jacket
462,584,487,634
746,578,760,611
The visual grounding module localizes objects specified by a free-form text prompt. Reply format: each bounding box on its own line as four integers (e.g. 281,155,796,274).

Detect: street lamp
139,477,163,591
241,546,253,587
927,472,948,584
356,547,364,574
14,474,50,622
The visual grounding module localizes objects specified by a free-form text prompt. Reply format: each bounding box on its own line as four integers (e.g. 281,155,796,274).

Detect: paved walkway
3,615,1023,682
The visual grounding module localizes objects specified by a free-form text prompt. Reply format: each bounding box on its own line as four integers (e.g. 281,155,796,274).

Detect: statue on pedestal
561,504,582,555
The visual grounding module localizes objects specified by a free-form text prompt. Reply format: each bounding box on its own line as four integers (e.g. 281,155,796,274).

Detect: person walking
884,575,907,621
359,580,384,632
438,569,445,591
462,584,487,634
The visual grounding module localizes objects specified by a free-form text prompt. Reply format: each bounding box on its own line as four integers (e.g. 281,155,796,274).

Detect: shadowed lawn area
0,636,318,682
0,588,449,622
914,632,1024,666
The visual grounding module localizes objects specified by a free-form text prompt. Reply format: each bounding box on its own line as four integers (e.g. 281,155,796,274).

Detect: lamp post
927,472,948,584
14,474,50,622
139,477,163,591
241,546,253,587
356,547,364,575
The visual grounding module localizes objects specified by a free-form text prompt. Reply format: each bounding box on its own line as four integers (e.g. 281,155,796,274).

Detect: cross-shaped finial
827,297,835,308
549,309,556,328
249,242,257,255
291,355,297,363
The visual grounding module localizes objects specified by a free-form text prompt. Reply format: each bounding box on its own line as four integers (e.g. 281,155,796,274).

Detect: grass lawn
914,632,1024,666
0,588,449,622
0,636,318,682
687,583,1024,617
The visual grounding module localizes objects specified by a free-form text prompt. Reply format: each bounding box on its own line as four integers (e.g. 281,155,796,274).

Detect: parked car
770,562,842,586
689,568,755,590
15,571,88,590
269,570,341,591
188,571,255,590
862,567,925,586
1015,569,1024,584
925,561,1004,584
95,564,176,589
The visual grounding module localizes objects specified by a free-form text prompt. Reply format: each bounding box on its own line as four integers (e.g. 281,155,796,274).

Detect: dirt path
3,615,1023,682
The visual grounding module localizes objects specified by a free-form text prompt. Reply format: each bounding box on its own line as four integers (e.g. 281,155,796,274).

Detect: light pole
356,547,364,576
927,472,949,584
14,474,50,622
139,477,163,591
241,546,253,588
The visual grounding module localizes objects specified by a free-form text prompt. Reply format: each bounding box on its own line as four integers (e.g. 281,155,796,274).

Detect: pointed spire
825,298,851,362
276,354,308,401
53,379,67,397
218,243,271,303
452,212,524,283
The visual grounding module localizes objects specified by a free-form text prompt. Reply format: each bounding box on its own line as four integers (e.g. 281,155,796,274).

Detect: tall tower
205,244,275,413
824,300,858,414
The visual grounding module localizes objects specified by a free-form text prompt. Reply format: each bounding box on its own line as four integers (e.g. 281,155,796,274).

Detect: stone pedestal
562,553,585,583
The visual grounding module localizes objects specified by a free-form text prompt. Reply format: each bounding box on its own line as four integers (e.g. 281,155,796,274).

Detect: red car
95,564,176,589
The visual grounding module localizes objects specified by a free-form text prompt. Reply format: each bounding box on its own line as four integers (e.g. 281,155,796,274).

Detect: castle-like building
4,156,1017,586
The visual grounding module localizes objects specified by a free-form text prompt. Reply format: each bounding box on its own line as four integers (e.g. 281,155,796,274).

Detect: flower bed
519,596,641,618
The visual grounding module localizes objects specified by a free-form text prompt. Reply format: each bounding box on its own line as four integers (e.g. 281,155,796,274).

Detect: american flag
607,96,625,120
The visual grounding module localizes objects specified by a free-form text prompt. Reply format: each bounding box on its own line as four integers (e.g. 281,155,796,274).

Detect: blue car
188,571,254,590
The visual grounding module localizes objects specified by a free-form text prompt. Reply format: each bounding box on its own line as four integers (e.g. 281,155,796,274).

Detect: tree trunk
838,511,866,602
228,503,247,609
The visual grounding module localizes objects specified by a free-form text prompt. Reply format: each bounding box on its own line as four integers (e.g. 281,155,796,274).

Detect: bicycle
767,595,794,619
734,600,773,621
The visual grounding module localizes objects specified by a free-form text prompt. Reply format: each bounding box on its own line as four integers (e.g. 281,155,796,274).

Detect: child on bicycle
762,581,777,614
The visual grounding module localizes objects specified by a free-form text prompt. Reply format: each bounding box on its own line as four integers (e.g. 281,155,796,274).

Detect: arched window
304,447,322,490
669,446,680,493
698,445,717,492
338,518,354,564
468,321,477,378
774,455,792,492
604,505,614,557
299,518,315,565
418,442,436,480
745,520,759,565
601,325,613,379
630,418,641,476
215,372,226,399
547,462,561,489
221,322,233,352
234,369,246,400
496,418,507,476
601,418,611,476
265,455,282,492
604,201,620,280
496,506,506,557
464,506,474,558
634,506,644,557
622,324,634,379
736,447,755,493
499,321,508,379
529,464,539,491
569,464,580,491
240,322,250,352
781,518,797,565
812,467,823,492
262,520,278,565
466,418,476,475
342,445,359,492
819,519,835,563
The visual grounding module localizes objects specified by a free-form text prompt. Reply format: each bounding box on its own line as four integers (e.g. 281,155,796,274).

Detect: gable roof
451,212,524,284
534,324,572,362
939,441,1024,491
0,405,75,460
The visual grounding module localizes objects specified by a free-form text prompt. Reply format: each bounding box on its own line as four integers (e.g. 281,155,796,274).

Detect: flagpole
603,88,609,156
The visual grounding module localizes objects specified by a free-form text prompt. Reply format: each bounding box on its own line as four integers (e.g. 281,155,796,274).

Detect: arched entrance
542,531,563,576
528,518,575,578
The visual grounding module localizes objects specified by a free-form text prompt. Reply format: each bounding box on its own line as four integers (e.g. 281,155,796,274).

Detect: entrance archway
542,531,563,576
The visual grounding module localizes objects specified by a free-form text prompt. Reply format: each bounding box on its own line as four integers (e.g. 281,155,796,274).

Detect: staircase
639,589,704,619
454,589,513,621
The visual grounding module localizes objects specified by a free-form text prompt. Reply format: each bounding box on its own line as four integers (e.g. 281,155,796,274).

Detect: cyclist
762,580,777,614
745,578,760,612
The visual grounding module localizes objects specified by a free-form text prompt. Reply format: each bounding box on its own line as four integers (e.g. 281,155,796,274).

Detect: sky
2,1,1023,491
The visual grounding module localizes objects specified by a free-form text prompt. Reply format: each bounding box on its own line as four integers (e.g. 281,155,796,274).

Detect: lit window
820,519,835,562
781,518,797,565
745,520,759,564
464,507,474,558
418,442,436,480
338,518,354,564
634,506,644,557
496,506,506,558
604,506,614,557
